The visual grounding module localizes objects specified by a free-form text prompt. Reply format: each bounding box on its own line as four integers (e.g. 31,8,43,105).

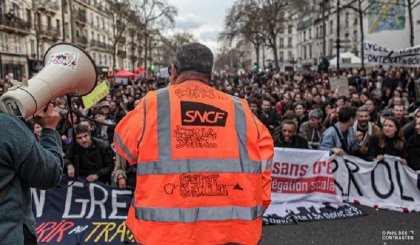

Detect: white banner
333,155,420,212
263,148,363,224
364,41,420,67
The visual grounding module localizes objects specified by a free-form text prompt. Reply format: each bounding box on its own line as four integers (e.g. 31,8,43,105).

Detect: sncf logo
181,101,228,127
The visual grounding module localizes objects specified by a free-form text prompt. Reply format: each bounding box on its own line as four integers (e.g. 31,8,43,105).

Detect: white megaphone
0,42,97,119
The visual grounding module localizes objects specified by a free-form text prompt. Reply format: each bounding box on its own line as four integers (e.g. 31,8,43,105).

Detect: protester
0,104,63,244
402,108,420,140
64,124,115,184
319,106,362,155
113,43,273,244
275,119,309,149
111,153,136,189
367,117,406,163
353,106,381,159
299,108,325,149
405,117,420,171
259,96,279,133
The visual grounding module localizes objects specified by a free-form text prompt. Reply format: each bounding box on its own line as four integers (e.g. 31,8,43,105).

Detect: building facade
0,0,156,81
247,0,420,72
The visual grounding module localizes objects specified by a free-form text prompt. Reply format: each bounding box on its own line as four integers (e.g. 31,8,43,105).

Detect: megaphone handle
66,95,75,124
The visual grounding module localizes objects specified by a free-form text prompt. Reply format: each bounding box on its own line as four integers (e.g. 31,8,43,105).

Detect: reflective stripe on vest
130,87,264,223
134,205,263,223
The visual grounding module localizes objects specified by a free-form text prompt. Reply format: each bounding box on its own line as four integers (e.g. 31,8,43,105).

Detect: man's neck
173,74,209,84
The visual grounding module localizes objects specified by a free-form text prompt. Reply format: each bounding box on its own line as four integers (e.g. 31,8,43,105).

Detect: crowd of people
3,65,420,189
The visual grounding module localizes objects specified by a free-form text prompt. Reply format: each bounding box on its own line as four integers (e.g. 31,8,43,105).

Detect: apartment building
0,0,152,80
245,0,420,72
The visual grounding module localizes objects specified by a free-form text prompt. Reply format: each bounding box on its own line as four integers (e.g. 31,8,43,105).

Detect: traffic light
150,64,155,71
253,62,259,70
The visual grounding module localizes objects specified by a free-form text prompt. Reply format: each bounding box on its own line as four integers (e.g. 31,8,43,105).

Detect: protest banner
81,81,110,109
330,76,349,97
32,177,134,244
364,41,420,67
263,148,364,225
333,155,420,212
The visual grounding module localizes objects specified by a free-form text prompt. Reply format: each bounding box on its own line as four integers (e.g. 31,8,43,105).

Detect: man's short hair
173,43,214,76
74,124,91,136
281,119,297,133
357,105,369,113
308,108,323,119
338,106,357,123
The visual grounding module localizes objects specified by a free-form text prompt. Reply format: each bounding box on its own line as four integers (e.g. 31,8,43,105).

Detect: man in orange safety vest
114,43,273,244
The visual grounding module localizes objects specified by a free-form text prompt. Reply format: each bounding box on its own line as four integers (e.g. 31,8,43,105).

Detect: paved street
261,205,420,245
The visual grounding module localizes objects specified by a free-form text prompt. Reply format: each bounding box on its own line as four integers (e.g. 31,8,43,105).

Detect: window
0,0,5,15
26,9,32,28
288,51,292,60
91,13,94,25
304,46,307,59
303,31,306,41
0,33,8,51
288,37,292,48
56,19,60,32
279,27,284,34
15,36,20,53
279,51,284,63
30,39,35,55
279,38,284,48
64,0,69,13
309,45,312,59
288,25,293,34
65,22,70,38
330,20,333,34
309,28,312,39
345,12,349,28
12,3,19,17
47,16,52,29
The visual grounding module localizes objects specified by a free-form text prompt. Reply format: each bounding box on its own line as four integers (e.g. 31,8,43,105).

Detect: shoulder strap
333,125,348,152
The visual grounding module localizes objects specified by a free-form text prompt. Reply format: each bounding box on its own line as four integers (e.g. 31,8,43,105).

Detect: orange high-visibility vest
114,81,273,245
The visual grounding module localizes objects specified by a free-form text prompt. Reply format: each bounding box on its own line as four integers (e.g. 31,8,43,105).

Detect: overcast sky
169,0,235,54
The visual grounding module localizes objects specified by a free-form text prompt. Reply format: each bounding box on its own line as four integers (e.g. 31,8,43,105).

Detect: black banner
32,176,135,244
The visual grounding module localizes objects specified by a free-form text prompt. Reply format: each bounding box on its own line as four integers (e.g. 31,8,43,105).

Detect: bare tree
220,0,265,65
133,0,177,69
258,0,307,70
407,0,420,47
214,47,242,72
343,0,375,69
160,32,196,66
108,0,135,71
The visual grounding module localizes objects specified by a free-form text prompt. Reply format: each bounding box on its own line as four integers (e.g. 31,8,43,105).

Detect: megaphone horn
0,42,98,119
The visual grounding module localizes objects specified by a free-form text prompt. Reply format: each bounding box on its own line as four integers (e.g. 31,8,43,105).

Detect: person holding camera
0,104,63,244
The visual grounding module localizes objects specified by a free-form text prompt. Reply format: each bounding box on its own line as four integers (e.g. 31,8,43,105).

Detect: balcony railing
76,36,88,45
118,36,126,44
0,14,30,34
75,11,87,24
39,25,61,38
39,1,60,11
118,50,127,58
91,40,114,52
